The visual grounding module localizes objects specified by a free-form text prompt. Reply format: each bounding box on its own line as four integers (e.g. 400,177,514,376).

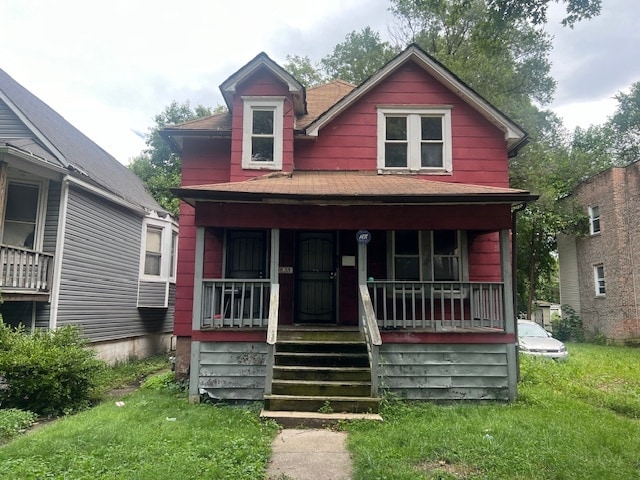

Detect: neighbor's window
378,107,452,172
589,205,600,235
242,97,284,170
2,181,41,249
594,264,605,296
170,231,178,278
144,226,163,276
391,230,463,282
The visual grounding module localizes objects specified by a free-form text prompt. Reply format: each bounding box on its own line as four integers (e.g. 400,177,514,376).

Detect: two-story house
163,45,536,414
0,67,176,363
558,162,640,342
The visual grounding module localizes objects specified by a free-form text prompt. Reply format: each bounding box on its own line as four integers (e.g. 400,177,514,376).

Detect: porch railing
201,279,271,328
0,245,54,292
368,280,505,331
359,285,382,397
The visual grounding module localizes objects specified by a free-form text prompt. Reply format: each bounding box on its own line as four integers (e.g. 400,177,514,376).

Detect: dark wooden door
295,232,336,323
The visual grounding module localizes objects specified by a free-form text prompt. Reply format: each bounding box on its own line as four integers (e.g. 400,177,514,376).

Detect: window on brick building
589,205,600,235
594,264,605,296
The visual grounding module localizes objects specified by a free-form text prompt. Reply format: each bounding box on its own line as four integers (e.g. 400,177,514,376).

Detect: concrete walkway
265,429,352,480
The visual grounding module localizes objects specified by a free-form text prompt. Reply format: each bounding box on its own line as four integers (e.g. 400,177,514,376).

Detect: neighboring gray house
0,68,176,362
558,162,640,343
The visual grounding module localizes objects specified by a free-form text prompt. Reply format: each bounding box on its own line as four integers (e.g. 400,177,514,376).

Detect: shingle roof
0,68,163,213
174,170,537,205
296,80,355,130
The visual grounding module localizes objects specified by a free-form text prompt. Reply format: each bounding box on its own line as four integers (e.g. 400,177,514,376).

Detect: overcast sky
1,0,638,164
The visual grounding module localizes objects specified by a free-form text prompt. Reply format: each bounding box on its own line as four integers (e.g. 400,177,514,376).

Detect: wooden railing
0,245,54,292
359,285,382,397
201,279,271,328
368,280,505,331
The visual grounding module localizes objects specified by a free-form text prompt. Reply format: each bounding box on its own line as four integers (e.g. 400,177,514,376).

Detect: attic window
377,107,452,173
242,97,284,170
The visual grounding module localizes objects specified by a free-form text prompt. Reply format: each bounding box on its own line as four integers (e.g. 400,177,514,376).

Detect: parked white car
518,320,568,360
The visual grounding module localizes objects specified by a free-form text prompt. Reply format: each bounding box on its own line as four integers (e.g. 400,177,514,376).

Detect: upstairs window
242,97,284,170
2,180,45,250
378,107,452,172
589,205,600,235
144,226,163,276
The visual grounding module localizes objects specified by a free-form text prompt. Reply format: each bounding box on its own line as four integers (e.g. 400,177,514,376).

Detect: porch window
594,264,605,296
377,107,452,172
589,205,600,235
2,181,41,249
242,97,284,170
225,230,267,279
391,230,463,281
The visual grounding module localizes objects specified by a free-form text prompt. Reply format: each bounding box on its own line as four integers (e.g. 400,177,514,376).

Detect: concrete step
260,409,383,428
264,394,380,413
276,340,368,354
273,365,371,382
274,351,369,367
271,379,372,397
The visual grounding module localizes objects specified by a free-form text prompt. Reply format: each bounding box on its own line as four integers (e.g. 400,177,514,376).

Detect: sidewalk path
265,429,352,480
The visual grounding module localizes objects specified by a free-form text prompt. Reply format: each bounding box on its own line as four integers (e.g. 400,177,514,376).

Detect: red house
164,45,536,413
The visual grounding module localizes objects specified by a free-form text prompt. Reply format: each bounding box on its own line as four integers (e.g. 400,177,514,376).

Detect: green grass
0,375,278,479
3,344,640,479
344,343,640,480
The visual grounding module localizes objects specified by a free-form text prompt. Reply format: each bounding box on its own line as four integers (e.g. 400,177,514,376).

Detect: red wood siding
174,201,196,337
294,62,509,187
468,231,503,282
195,203,512,231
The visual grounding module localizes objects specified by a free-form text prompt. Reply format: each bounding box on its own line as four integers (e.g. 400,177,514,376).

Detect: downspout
49,176,70,330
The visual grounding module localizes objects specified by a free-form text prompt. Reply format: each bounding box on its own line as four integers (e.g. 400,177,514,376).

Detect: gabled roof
174,170,537,206
304,44,528,154
219,52,306,115
0,68,163,213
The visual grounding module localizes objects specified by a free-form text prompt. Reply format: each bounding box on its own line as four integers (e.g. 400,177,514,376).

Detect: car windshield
518,323,549,337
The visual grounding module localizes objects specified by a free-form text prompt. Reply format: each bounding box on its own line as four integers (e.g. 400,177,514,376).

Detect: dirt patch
417,459,480,479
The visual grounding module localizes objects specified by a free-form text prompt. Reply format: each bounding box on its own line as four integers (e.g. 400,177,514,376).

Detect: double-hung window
589,205,600,235
391,230,463,282
242,97,284,170
594,264,605,296
2,179,46,250
144,226,163,276
378,107,452,172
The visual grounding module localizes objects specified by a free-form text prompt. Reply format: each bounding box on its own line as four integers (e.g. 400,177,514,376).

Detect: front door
295,232,336,323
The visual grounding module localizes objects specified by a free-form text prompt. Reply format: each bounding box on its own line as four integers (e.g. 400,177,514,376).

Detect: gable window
391,230,464,282
589,205,600,235
378,107,452,172
242,97,284,170
594,264,605,296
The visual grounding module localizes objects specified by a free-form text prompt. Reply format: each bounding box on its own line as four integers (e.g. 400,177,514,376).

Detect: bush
0,323,104,416
552,305,584,342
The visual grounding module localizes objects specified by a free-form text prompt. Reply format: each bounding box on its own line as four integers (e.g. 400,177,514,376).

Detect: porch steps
263,327,381,416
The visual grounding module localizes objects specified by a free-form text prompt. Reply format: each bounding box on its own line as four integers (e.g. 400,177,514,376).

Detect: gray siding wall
198,342,267,401
0,99,32,137
55,186,171,341
138,280,168,307
379,343,510,401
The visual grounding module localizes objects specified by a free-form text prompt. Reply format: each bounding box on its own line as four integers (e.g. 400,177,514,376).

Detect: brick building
558,161,640,342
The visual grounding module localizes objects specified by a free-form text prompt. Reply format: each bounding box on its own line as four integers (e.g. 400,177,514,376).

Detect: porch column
270,229,280,283
0,161,7,239
191,227,205,332
500,228,518,401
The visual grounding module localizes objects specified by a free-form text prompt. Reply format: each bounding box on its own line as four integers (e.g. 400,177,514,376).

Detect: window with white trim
141,221,178,281
242,97,284,170
594,264,605,296
589,205,600,235
391,230,464,281
378,107,452,172
144,226,163,276
2,179,47,250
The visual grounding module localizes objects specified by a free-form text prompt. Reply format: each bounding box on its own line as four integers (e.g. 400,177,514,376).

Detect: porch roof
173,171,537,206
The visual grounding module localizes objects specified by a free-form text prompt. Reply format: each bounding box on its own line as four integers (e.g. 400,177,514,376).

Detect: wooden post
191,227,205,331
500,228,518,401
0,161,8,241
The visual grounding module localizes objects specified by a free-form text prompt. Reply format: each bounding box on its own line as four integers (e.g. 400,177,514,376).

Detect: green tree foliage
320,27,399,85
488,0,601,27
610,81,640,163
284,54,327,87
129,101,216,215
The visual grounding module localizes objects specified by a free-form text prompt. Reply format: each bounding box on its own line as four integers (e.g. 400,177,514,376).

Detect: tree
129,101,217,215
609,81,640,164
488,0,601,27
283,55,326,87
320,27,398,85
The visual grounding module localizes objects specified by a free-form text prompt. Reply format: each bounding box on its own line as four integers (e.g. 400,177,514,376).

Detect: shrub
0,408,37,439
552,305,584,342
0,323,105,416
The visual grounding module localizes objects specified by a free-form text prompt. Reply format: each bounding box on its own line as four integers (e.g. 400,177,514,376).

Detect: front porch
0,244,53,301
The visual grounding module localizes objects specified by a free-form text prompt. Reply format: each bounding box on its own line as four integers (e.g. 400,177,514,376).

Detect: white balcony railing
368,280,505,331
0,245,54,293
201,279,271,328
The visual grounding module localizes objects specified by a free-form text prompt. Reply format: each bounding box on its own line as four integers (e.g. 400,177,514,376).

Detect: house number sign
356,230,371,244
